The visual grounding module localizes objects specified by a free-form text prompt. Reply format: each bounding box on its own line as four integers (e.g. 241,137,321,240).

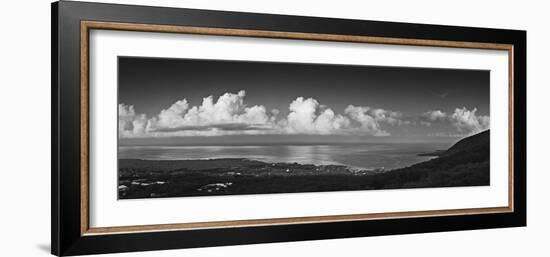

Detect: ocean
119,143,449,170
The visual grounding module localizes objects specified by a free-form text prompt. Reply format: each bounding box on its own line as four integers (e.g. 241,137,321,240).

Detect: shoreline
117,157,414,199
117,129,489,199
119,157,390,173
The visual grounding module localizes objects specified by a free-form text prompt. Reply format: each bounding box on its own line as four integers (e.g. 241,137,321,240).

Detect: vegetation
118,130,490,199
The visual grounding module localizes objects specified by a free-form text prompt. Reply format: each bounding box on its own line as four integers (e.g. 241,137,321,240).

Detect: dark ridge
443,130,490,157
382,130,490,188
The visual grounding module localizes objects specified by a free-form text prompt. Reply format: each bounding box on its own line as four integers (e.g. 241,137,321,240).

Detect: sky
118,57,490,145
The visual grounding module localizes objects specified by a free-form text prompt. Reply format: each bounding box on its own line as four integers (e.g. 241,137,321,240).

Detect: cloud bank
283,97,350,134
119,90,489,138
421,107,490,135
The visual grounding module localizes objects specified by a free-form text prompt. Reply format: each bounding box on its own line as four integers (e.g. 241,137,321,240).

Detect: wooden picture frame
52,1,526,256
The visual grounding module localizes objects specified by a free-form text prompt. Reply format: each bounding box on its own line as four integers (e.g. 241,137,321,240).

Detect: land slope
372,130,490,189
118,130,490,199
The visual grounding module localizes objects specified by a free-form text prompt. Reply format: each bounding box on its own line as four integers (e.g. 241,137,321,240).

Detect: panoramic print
117,57,490,199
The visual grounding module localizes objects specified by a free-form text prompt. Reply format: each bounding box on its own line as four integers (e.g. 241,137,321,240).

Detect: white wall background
0,0,547,256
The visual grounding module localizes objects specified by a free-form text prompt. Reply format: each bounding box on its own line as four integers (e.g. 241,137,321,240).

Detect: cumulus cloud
421,107,490,135
345,105,405,126
419,110,448,127
450,107,490,134
370,108,406,126
118,90,488,138
119,91,403,138
422,110,448,122
344,105,388,136
119,91,275,137
118,104,148,137
152,99,190,129
284,97,351,134
144,90,274,135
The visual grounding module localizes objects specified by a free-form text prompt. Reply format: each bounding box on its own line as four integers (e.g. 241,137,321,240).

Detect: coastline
118,129,489,199
118,157,391,199
118,154,487,199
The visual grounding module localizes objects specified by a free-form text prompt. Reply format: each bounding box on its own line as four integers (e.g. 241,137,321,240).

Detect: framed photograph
52,1,526,256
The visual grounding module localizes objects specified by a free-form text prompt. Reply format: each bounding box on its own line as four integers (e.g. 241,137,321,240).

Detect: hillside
119,130,491,198
443,130,490,157
370,130,490,189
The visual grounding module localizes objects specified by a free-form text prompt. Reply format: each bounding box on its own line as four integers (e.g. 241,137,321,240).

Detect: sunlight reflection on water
119,143,446,170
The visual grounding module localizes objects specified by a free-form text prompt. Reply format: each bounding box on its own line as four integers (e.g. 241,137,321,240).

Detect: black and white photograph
0,0,533,256
117,57,490,199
